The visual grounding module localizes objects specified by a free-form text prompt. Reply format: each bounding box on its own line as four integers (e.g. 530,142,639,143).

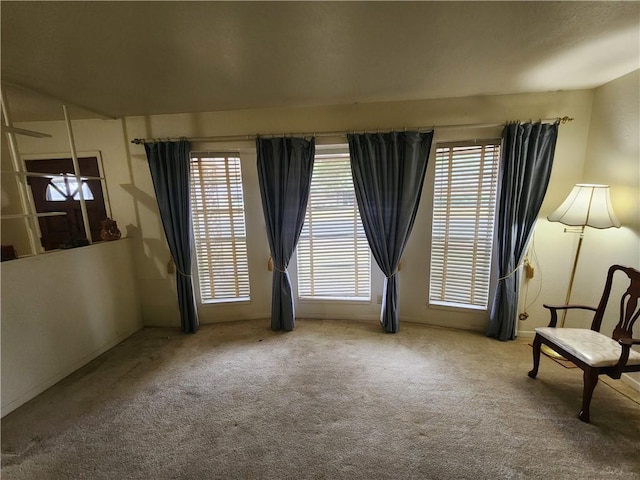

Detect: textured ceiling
1,1,639,121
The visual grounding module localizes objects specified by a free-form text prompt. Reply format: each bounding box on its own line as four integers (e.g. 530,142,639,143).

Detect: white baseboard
516,329,536,338
297,314,380,322
1,325,142,418
621,373,640,393
401,315,485,332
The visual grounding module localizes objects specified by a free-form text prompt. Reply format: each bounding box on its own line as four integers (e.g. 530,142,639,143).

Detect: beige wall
4,80,638,401
122,89,595,330
585,70,640,389
11,88,596,330
1,239,142,416
1,119,143,416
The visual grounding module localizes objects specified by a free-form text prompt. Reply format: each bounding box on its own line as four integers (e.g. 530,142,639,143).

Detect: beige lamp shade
547,184,621,229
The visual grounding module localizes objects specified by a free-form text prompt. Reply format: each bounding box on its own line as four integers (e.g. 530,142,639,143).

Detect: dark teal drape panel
145,140,199,334
257,137,315,331
488,122,559,341
348,132,432,333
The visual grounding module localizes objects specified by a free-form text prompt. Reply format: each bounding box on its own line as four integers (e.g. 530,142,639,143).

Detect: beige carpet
2,319,639,479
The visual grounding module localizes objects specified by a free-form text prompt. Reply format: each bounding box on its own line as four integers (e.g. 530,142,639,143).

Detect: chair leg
528,334,542,379
579,368,599,423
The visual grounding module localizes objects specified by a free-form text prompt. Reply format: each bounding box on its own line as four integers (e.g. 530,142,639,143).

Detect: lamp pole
560,225,585,327
541,225,585,360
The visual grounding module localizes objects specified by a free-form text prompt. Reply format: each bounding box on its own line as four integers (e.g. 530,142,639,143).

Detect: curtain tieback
267,257,287,273
168,258,192,278
497,263,522,281
176,268,192,278
385,261,403,279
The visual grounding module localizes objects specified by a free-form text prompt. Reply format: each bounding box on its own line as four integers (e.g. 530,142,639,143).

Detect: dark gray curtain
257,137,315,331
145,140,199,334
348,131,433,333
488,122,559,341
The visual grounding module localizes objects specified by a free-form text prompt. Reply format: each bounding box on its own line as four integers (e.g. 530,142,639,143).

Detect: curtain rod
130,116,573,145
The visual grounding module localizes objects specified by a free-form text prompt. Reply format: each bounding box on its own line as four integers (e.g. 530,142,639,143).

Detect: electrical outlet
377,294,383,304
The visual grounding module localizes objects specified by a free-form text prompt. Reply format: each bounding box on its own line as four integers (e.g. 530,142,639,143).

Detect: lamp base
541,343,566,360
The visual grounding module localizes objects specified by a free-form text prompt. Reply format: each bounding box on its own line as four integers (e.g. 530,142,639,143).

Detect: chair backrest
591,265,640,340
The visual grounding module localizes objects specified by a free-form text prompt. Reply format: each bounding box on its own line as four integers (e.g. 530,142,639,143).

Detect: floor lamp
544,184,621,359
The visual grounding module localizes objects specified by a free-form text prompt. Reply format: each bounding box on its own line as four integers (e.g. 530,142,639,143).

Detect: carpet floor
2,319,639,479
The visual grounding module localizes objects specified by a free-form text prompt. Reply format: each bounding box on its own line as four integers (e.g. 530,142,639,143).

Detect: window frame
16,152,111,252
189,151,251,305
429,139,501,311
295,145,371,302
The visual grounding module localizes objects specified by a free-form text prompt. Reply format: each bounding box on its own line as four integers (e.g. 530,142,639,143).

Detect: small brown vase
100,218,122,241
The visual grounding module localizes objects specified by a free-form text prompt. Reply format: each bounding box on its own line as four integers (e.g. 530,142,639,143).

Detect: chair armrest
612,337,640,377
543,304,598,327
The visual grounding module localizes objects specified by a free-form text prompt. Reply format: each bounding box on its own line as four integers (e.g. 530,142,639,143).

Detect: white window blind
297,150,370,300
430,141,500,309
190,153,250,303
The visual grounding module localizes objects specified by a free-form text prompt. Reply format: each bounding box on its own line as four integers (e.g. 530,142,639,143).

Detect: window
46,177,94,201
25,157,108,251
190,153,250,303
296,148,370,300
429,141,500,309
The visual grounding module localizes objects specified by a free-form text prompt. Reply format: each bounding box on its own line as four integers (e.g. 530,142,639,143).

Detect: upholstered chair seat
535,327,640,368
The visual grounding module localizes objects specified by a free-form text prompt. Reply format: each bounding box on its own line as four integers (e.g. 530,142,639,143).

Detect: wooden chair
528,264,640,422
